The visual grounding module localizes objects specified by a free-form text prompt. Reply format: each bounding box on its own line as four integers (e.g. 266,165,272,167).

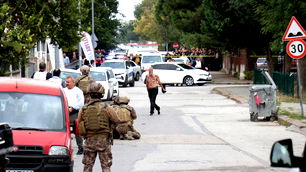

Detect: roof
104,59,126,63
0,77,62,95
90,67,108,72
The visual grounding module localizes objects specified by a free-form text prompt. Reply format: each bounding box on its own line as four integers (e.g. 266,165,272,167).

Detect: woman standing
145,67,166,116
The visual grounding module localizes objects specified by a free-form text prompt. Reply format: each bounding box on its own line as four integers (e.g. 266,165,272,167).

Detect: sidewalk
211,71,306,136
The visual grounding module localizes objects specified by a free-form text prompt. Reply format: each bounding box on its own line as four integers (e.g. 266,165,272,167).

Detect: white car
98,67,119,97
141,62,212,86
59,68,81,82
89,67,117,100
140,53,165,72
101,59,135,87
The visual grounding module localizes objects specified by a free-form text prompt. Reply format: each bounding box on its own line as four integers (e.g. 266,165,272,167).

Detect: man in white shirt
32,62,48,80
63,76,84,155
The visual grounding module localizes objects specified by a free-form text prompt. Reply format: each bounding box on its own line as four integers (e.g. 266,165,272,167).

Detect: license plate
6,170,34,172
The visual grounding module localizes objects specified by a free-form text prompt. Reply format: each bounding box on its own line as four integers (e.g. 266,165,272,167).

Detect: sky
117,0,143,22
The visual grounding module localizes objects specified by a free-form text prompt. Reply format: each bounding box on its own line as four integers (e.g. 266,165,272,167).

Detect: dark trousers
70,111,83,150
147,87,160,114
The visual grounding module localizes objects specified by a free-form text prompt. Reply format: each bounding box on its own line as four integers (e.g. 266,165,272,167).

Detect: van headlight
49,146,69,156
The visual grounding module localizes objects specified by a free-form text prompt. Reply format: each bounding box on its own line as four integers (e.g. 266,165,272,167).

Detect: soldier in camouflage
78,82,120,172
112,96,141,140
76,65,95,104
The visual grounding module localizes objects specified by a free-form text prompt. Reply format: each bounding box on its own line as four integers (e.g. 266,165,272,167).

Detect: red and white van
0,78,74,172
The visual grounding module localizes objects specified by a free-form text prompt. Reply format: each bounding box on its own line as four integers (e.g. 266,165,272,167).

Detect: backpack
113,105,132,123
82,102,110,132
76,75,94,94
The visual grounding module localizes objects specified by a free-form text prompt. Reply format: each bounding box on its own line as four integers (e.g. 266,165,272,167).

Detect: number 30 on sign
286,40,306,59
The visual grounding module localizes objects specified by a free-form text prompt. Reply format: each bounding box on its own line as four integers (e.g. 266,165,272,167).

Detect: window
0,92,65,131
89,71,107,81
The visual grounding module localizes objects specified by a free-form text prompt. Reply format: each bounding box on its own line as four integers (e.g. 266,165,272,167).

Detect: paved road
72,80,306,172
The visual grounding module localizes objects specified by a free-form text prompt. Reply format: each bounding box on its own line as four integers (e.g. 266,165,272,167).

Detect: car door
125,61,134,81
152,64,180,84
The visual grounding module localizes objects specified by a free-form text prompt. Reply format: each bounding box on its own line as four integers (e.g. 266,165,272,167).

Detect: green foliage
244,70,253,80
117,21,140,44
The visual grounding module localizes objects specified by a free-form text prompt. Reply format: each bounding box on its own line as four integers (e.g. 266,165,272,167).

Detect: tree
0,0,81,76
116,21,140,44
80,0,120,51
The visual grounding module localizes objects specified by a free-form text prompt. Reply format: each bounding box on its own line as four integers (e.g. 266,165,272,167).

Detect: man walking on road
64,76,84,155
145,67,166,116
78,82,120,172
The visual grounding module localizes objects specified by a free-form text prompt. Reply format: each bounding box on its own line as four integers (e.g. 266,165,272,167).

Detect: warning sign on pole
282,16,306,41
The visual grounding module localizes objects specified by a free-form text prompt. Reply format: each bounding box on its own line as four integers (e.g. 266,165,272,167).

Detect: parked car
140,53,165,72
128,61,142,81
256,57,268,69
59,68,81,82
141,62,212,86
100,59,135,87
270,139,305,172
89,67,118,100
0,78,74,171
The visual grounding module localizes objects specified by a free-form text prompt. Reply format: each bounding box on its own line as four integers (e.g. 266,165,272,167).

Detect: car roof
142,53,162,57
104,59,126,63
89,67,108,72
0,77,62,95
60,68,81,73
152,62,183,65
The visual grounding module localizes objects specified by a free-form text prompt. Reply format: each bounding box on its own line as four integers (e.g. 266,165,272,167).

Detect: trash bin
249,71,277,121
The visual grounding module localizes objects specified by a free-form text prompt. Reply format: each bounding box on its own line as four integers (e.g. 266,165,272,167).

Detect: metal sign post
296,59,304,116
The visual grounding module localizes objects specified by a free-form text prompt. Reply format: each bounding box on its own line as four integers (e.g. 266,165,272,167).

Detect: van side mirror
270,139,295,168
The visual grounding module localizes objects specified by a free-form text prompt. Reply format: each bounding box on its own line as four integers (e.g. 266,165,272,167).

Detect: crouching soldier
112,96,141,140
78,82,120,172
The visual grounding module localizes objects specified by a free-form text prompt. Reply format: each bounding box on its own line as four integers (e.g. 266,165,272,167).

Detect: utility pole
78,0,82,68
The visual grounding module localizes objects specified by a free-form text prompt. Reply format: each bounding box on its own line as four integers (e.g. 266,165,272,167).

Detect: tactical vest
82,102,110,133
76,75,93,94
113,105,132,123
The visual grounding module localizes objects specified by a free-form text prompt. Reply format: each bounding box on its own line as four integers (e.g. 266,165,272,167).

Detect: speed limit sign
286,40,306,59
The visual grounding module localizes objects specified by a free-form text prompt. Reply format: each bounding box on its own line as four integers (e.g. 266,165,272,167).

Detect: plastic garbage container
249,71,277,121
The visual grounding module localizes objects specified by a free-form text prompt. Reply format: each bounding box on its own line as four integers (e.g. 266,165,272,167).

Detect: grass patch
278,109,306,121
277,92,306,103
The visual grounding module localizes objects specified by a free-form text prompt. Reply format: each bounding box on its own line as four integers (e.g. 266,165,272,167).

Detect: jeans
147,87,160,114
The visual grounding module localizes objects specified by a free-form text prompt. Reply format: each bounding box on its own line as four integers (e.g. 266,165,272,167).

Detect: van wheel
129,79,135,87
122,76,128,87
183,76,194,86
135,73,140,81
250,112,258,122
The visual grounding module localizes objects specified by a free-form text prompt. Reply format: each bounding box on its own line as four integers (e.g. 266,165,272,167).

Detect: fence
253,68,296,96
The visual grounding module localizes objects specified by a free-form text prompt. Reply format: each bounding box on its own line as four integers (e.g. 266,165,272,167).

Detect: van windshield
142,56,162,64
0,92,65,131
90,71,107,81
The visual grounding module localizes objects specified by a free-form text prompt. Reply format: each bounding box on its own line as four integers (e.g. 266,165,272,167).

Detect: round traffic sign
173,42,179,49
286,40,306,59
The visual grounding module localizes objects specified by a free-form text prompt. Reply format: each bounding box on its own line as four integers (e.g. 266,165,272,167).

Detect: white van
140,53,164,72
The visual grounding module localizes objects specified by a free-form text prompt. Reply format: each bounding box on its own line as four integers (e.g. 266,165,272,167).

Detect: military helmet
80,65,90,75
114,96,130,104
88,82,104,95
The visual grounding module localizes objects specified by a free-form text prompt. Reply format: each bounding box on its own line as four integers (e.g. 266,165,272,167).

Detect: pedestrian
63,76,84,155
145,67,166,116
63,52,70,66
31,62,50,80
78,82,120,172
111,96,141,140
48,68,65,88
76,65,95,104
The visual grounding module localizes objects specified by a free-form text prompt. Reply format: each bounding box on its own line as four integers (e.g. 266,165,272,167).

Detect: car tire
183,76,194,86
122,75,128,87
129,78,135,87
135,72,140,81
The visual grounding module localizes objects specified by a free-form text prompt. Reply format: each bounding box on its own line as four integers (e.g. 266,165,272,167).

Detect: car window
166,64,178,70
60,71,81,80
152,64,177,70
142,56,162,63
108,70,115,78
178,63,194,69
152,64,164,69
89,71,107,81
126,61,131,68
101,62,125,69
0,92,65,130
130,62,136,67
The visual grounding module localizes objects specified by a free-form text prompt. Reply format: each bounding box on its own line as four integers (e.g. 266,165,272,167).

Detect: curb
211,87,248,104
278,115,306,136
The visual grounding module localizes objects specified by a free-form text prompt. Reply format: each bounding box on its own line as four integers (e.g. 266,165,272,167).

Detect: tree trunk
284,54,291,73
266,47,274,75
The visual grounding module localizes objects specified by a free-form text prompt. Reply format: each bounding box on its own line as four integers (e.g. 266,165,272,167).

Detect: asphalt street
72,76,306,172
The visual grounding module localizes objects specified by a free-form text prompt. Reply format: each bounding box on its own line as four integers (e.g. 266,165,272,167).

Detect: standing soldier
112,96,141,140
78,83,119,172
76,65,95,104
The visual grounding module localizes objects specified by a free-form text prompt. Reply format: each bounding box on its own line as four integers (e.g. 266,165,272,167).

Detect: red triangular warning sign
282,16,306,41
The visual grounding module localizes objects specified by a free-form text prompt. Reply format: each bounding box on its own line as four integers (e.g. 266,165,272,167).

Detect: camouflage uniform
76,65,95,104
112,97,141,140
78,83,119,172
